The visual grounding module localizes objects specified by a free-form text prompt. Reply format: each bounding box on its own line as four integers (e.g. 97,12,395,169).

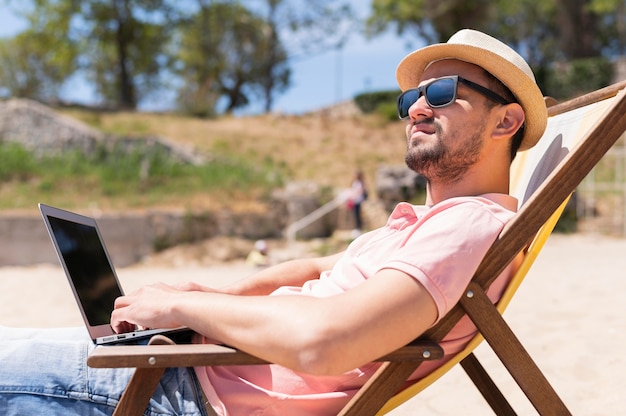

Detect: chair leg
461,282,571,415
460,353,517,416
112,335,175,416
113,367,166,416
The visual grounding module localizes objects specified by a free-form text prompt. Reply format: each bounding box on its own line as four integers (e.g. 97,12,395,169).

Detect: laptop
39,203,191,345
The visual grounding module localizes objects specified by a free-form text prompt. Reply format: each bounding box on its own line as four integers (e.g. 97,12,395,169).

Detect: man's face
404,60,494,184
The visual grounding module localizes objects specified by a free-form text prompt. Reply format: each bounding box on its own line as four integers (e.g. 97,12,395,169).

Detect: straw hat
396,29,547,151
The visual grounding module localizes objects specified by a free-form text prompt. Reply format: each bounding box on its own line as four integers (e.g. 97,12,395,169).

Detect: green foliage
80,0,176,109
175,2,287,116
3,0,353,114
0,30,77,100
5,0,177,109
0,140,284,209
354,90,398,114
543,57,614,100
367,0,497,44
375,101,400,122
353,90,400,121
367,0,625,68
0,142,37,180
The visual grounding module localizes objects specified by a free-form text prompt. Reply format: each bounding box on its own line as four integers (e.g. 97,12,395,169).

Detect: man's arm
111,266,437,376
219,252,344,295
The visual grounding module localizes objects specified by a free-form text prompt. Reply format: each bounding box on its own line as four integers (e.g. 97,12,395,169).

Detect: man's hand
110,282,216,334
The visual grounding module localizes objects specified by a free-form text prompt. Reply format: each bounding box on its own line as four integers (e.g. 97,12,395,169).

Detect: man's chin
405,157,431,177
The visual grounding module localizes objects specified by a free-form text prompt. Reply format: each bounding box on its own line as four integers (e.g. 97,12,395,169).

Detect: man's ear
492,103,525,140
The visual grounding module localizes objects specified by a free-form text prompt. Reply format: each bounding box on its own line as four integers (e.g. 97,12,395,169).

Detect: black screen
48,216,122,326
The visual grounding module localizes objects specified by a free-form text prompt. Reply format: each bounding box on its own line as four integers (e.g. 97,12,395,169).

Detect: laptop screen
47,216,122,326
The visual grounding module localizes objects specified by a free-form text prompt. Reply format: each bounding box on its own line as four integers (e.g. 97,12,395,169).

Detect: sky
0,4,424,115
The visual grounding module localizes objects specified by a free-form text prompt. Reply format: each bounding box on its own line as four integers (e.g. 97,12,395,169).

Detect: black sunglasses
397,75,510,119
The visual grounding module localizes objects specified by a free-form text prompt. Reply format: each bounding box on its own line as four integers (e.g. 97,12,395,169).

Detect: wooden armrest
88,343,268,368
88,339,444,369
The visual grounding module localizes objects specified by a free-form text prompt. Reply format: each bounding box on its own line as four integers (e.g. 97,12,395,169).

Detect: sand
1,233,624,415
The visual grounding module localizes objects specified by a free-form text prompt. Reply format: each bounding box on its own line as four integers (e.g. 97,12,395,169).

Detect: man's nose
408,93,434,120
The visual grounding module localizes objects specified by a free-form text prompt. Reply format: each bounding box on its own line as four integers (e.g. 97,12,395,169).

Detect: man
0,29,547,416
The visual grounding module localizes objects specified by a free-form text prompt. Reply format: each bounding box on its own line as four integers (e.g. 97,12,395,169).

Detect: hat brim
396,43,547,151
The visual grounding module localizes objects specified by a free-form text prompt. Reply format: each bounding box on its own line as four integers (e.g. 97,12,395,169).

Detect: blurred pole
334,42,343,104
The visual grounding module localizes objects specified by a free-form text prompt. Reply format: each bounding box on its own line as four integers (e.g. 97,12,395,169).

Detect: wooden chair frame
88,81,626,416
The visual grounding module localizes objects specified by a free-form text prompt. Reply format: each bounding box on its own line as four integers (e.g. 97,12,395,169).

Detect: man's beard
405,120,484,184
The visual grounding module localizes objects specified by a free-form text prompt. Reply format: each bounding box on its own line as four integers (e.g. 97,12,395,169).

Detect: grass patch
0,141,284,210
0,142,37,181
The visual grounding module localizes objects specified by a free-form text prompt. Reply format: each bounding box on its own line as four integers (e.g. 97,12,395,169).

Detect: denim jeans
0,326,208,416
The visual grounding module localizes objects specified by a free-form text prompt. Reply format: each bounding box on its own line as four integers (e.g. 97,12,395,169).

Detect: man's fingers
110,308,135,334
113,295,130,309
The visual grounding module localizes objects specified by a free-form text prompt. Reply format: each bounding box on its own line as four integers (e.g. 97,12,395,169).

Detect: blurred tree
7,0,176,109
2,0,354,113
366,0,624,99
249,0,354,111
174,1,289,116
175,0,353,114
256,0,289,113
463,0,560,72
82,0,177,109
366,0,621,63
365,0,497,44
251,0,354,57
556,0,601,59
0,1,78,101
590,0,626,56
0,31,77,101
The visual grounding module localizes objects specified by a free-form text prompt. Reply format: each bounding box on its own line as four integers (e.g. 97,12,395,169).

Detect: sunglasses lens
425,78,456,107
397,89,419,119
397,78,458,119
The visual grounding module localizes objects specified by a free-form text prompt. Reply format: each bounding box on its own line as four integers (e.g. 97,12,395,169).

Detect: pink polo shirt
195,194,517,415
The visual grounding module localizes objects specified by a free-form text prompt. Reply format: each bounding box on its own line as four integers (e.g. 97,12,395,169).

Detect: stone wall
0,208,284,267
0,98,203,164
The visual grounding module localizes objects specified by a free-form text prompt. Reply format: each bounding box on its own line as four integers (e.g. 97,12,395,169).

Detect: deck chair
376,82,626,415
88,81,626,416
